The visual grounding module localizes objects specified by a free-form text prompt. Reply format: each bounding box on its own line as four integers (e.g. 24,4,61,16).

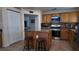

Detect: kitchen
24,7,79,51
0,7,79,51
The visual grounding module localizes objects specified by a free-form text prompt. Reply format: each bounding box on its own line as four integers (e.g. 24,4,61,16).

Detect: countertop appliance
50,16,61,40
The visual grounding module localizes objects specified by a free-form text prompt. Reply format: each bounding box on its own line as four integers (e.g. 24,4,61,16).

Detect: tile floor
50,40,72,51
0,40,75,51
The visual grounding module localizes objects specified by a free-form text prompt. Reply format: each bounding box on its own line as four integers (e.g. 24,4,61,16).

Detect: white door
7,10,21,45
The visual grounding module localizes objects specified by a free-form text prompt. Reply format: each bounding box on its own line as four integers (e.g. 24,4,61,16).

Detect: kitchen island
25,30,52,50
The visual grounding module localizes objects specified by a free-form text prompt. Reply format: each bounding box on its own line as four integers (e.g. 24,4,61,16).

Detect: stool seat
37,38,45,41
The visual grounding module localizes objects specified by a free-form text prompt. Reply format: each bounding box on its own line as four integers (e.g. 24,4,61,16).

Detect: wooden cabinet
69,12,78,23
46,14,52,23
42,13,60,23
51,13,60,17
61,29,69,41
60,13,69,23
68,30,75,44
42,12,78,23
61,12,78,23
42,15,47,23
42,14,51,23
61,29,75,44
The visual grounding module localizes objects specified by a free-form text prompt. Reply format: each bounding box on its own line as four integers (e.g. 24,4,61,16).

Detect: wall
21,9,42,31
24,15,38,31
0,8,2,29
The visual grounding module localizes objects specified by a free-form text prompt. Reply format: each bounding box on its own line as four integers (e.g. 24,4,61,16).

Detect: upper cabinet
60,13,69,23
42,14,52,23
51,13,60,17
61,12,78,23
69,12,78,23
42,12,78,23
46,14,52,23
42,15,47,23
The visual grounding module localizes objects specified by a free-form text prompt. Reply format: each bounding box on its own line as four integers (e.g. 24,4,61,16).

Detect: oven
50,16,61,39
50,25,61,39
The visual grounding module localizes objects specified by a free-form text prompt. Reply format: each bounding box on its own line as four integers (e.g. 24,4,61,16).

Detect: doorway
24,14,38,31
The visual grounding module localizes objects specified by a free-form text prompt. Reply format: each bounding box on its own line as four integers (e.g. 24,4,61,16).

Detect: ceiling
23,7,77,12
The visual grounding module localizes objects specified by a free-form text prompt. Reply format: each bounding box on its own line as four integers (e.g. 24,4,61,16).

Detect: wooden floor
0,39,75,51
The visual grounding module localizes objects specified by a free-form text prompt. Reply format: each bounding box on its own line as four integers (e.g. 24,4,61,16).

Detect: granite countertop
61,28,76,32
69,29,76,33
25,29,50,32
41,29,50,32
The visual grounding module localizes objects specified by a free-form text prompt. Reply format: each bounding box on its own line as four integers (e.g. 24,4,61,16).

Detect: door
60,13,69,23
61,29,69,41
42,14,52,23
42,15,47,23
7,10,21,45
46,14,52,23
69,12,78,23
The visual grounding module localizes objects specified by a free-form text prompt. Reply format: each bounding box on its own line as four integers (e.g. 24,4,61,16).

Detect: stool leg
36,41,38,51
42,42,44,51
28,40,29,50
40,42,43,51
44,42,46,51
38,42,40,51
40,42,42,51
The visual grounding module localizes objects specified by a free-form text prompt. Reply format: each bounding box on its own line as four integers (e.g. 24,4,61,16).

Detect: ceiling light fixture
51,8,57,10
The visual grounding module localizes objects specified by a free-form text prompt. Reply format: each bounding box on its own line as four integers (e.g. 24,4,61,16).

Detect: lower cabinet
68,30,75,44
61,29,69,41
61,29,75,43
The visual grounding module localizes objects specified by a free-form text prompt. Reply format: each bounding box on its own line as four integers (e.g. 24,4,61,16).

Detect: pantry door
7,10,21,45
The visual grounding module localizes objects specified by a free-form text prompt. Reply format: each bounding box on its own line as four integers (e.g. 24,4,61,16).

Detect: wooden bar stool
24,36,33,50
36,38,46,51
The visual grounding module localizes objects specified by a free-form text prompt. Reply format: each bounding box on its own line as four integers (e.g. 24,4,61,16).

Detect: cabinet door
42,15,47,23
68,31,75,43
60,13,69,23
61,29,69,41
69,12,78,23
46,14,52,23
42,14,52,23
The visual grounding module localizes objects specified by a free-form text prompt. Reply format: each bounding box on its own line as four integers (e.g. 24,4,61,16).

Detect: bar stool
24,36,33,50
36,38,46,51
